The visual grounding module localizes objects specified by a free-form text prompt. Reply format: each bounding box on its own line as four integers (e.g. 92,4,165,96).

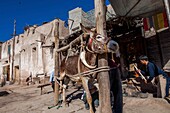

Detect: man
49,70,55,91
138,55,170,97
81,90,99,111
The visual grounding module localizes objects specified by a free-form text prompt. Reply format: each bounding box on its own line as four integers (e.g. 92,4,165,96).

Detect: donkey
57,25,119,113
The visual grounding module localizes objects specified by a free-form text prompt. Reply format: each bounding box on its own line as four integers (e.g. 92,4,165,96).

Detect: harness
87,36,108,53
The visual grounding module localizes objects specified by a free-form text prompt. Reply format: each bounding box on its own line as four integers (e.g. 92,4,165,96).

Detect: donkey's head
80,24,119,54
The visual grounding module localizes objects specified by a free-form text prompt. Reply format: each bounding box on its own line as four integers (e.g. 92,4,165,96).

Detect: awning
109,0,167,17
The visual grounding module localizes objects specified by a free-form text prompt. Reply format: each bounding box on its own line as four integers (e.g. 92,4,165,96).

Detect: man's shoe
94,99,99,107
85,103,89,110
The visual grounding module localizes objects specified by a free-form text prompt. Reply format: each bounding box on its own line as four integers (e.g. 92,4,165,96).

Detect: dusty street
0,84,170,113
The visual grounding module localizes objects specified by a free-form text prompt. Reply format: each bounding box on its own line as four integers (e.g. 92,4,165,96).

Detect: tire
110,68,123,113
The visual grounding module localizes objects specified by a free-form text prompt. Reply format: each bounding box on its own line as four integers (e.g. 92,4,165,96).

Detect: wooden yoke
94,0,112,113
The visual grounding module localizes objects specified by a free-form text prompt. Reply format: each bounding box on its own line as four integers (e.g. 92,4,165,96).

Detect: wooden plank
94,0,112,113
37,83,51,95
157,75,166,98
56,36,81,52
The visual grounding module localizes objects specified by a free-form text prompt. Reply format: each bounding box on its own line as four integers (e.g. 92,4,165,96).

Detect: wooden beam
54,19,60,105
42,45,54,48
56,36,81,52
42,42,55,48
94,0,112,113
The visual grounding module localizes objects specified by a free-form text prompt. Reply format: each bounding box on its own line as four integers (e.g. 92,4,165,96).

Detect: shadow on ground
0,91,10,96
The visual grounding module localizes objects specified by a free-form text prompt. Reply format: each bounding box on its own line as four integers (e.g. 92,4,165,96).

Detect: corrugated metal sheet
109,0,167,17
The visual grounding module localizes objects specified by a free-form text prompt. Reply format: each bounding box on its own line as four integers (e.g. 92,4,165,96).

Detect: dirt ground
0,84,170,113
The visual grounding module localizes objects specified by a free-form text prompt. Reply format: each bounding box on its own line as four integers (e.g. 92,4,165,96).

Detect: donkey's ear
80,23,95,33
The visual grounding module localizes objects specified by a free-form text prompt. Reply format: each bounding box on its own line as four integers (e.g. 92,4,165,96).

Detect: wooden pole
163,0,170,28
40,34,46,83
94,0,112,113
54,19,60,105
11,19,16,81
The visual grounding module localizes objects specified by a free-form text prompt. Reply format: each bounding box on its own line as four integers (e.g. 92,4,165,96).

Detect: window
16,36,19,43
32,47,36,52
8,45,11,55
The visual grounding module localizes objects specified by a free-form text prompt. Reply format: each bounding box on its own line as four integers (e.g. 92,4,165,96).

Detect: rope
56,79,67,89
65,44,72,63
66,66,117,77
86,46,94,53
65,34,84,63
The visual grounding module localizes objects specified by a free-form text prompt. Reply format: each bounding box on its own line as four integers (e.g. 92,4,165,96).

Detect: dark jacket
141,62,167,82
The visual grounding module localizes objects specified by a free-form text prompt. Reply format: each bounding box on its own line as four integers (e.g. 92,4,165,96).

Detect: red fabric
143,18,149,31
163,11,168,27
87,38,93,50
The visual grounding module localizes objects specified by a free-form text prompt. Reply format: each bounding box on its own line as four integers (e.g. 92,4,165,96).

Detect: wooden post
157,75,166,98
54,19,60,105
163,0,170,28
11,20,16,81
40,36,46,83
94,0,112,113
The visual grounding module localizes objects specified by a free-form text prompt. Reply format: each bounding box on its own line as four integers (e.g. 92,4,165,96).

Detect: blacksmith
138,55,170,97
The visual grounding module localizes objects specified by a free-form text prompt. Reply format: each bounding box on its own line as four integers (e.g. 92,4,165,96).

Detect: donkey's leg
62,77,70,107
62,84,67,107
57,72,65,81
81,77,94,113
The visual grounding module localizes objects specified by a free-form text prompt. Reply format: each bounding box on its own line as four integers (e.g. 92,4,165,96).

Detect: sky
0,0,110,42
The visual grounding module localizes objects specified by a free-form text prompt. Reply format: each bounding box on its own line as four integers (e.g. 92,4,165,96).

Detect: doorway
3,65,10,81
14,66,20,83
